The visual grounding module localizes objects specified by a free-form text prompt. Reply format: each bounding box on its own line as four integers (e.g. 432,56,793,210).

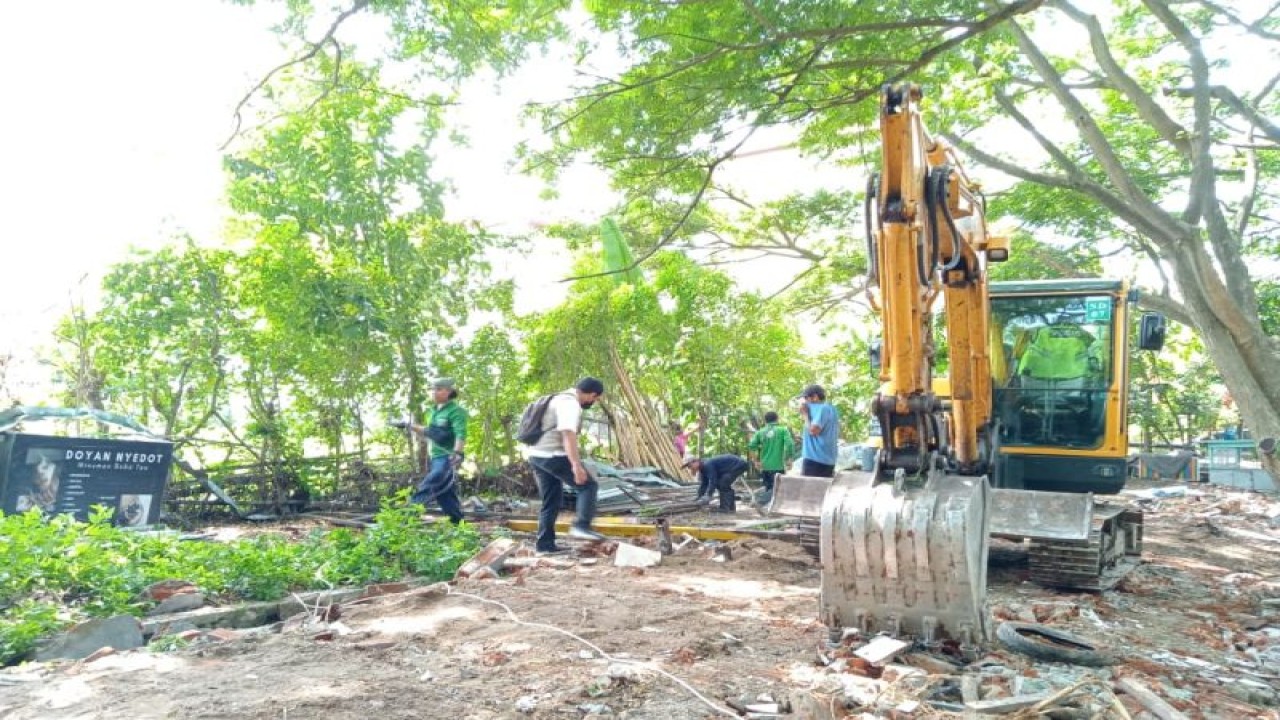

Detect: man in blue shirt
800,384,840,478
684,453,750,513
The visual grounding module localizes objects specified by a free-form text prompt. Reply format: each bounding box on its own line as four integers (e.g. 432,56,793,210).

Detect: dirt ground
3,481,1280,719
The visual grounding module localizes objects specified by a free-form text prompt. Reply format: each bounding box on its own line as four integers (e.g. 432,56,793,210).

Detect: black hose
916,172,936,287
925,168,945,280
936,166,968,277
865,174,880,285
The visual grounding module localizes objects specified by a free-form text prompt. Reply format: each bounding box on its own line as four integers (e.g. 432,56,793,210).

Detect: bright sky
1,2,281,398
0,1,846,403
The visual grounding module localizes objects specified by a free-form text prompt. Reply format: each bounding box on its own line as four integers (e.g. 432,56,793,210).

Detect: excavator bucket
819,469,991,646
768,473,833,518
988,488,1093,542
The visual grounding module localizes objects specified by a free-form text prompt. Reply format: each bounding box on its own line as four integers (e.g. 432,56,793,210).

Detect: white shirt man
527,377,607,553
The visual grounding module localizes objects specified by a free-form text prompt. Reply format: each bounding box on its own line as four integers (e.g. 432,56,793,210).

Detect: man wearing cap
406,377,468,524
799,384,840,478
527,377,609,553
684,453,750,513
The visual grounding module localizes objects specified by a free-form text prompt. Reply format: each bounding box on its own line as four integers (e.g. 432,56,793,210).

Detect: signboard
0,433,173,526
1085,298,1112,322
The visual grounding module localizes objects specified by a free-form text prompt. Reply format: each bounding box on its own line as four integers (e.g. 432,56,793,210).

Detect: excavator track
1027,505,1142,591
798,518,820,558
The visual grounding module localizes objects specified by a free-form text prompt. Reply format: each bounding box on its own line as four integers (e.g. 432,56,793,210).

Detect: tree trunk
1168,244,1280,480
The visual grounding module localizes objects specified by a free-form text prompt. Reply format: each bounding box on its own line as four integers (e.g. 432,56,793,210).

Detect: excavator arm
869,83,1007,477
814,84,1008,648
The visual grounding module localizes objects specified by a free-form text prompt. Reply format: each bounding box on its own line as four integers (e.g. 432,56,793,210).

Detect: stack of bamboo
608,345,690,482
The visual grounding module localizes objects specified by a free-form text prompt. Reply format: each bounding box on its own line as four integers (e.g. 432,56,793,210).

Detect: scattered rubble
5,479,1280,719
32,616,144,662
614,542,663,568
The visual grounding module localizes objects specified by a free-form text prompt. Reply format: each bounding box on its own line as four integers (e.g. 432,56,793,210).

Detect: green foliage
1258,279,1280,339
51,241,235,442
1129,324,1226,447
432,325,528,469
524,243,815,455
230,0,1280,467
988,230,1104,283
59,58,509,473
0,495,480,665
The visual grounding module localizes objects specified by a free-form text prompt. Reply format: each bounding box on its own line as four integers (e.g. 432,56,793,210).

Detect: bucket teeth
820,470,991,644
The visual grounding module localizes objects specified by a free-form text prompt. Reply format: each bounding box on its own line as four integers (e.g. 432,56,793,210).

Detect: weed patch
0,492,480,664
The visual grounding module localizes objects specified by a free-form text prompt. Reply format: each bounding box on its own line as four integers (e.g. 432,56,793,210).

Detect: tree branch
1209,86,1280,145
1142,0,1217,226
1132,232,1172,297
990,87,1093,180
221,0,370,150
1134,289,1194,328
1053,1,1191,155
562,39,830,282
1005,13,1188,243
1145,0,1258,317
1191,0,1280,41
948,134,1176,245
1235,128,1261,240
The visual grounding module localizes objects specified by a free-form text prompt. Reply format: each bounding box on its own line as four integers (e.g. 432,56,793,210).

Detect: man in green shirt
748,411,796,505
407,377,468,524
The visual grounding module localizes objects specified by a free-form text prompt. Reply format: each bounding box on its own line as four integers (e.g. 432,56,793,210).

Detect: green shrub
0,493,482,665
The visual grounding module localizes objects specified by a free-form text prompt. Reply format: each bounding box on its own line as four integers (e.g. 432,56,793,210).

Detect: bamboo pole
608,345,689,481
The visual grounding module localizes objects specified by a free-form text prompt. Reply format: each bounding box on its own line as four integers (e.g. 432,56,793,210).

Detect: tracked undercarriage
773,472,1144,638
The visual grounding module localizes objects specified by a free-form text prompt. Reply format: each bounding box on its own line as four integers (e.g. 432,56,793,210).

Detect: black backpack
516,394,557,445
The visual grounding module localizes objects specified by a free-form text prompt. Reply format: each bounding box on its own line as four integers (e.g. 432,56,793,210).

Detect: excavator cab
990,281,1165,494
991,280,1133,492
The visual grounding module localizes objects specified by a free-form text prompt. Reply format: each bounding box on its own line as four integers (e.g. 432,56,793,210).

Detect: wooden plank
504,519,780,542
1114,677,1191,720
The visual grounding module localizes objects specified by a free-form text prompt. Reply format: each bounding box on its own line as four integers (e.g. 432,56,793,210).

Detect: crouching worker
684,454,750,514
406,377,467,524
527,377,609,554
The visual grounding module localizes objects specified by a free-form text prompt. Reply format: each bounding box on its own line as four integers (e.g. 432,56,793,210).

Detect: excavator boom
820,84,1006,645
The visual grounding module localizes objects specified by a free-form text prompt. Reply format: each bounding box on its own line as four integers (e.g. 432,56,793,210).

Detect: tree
224,58,507,470
522,231,827,456
57,57,513,484
950,2,1280,477
585,1,1277,478
272,0,1277,475
432,324,528,471
56,242,233,444
1130,324,1225,450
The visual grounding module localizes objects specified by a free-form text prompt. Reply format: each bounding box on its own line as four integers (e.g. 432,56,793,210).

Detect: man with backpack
405,377,468,524
522,377,608,554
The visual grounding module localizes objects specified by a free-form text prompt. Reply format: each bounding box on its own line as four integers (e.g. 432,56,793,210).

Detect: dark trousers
802,459,835,478
713,469,747,511
761,470,781,492
412,455,464,523
529,455,599,552
697,474,714,500
697,474,725,503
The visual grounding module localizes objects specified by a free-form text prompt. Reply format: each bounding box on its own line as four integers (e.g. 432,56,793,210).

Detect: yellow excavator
773,83,1166,646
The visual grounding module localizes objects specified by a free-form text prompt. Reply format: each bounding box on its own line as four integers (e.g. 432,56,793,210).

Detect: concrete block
614,542,663,568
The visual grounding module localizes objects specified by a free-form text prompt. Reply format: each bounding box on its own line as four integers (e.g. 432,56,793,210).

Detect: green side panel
991,278,1124,296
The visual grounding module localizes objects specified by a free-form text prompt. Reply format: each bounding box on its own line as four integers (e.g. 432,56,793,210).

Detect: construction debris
613,542,663,568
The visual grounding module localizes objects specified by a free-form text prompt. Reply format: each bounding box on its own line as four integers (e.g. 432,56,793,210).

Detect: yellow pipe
504,519,754,542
